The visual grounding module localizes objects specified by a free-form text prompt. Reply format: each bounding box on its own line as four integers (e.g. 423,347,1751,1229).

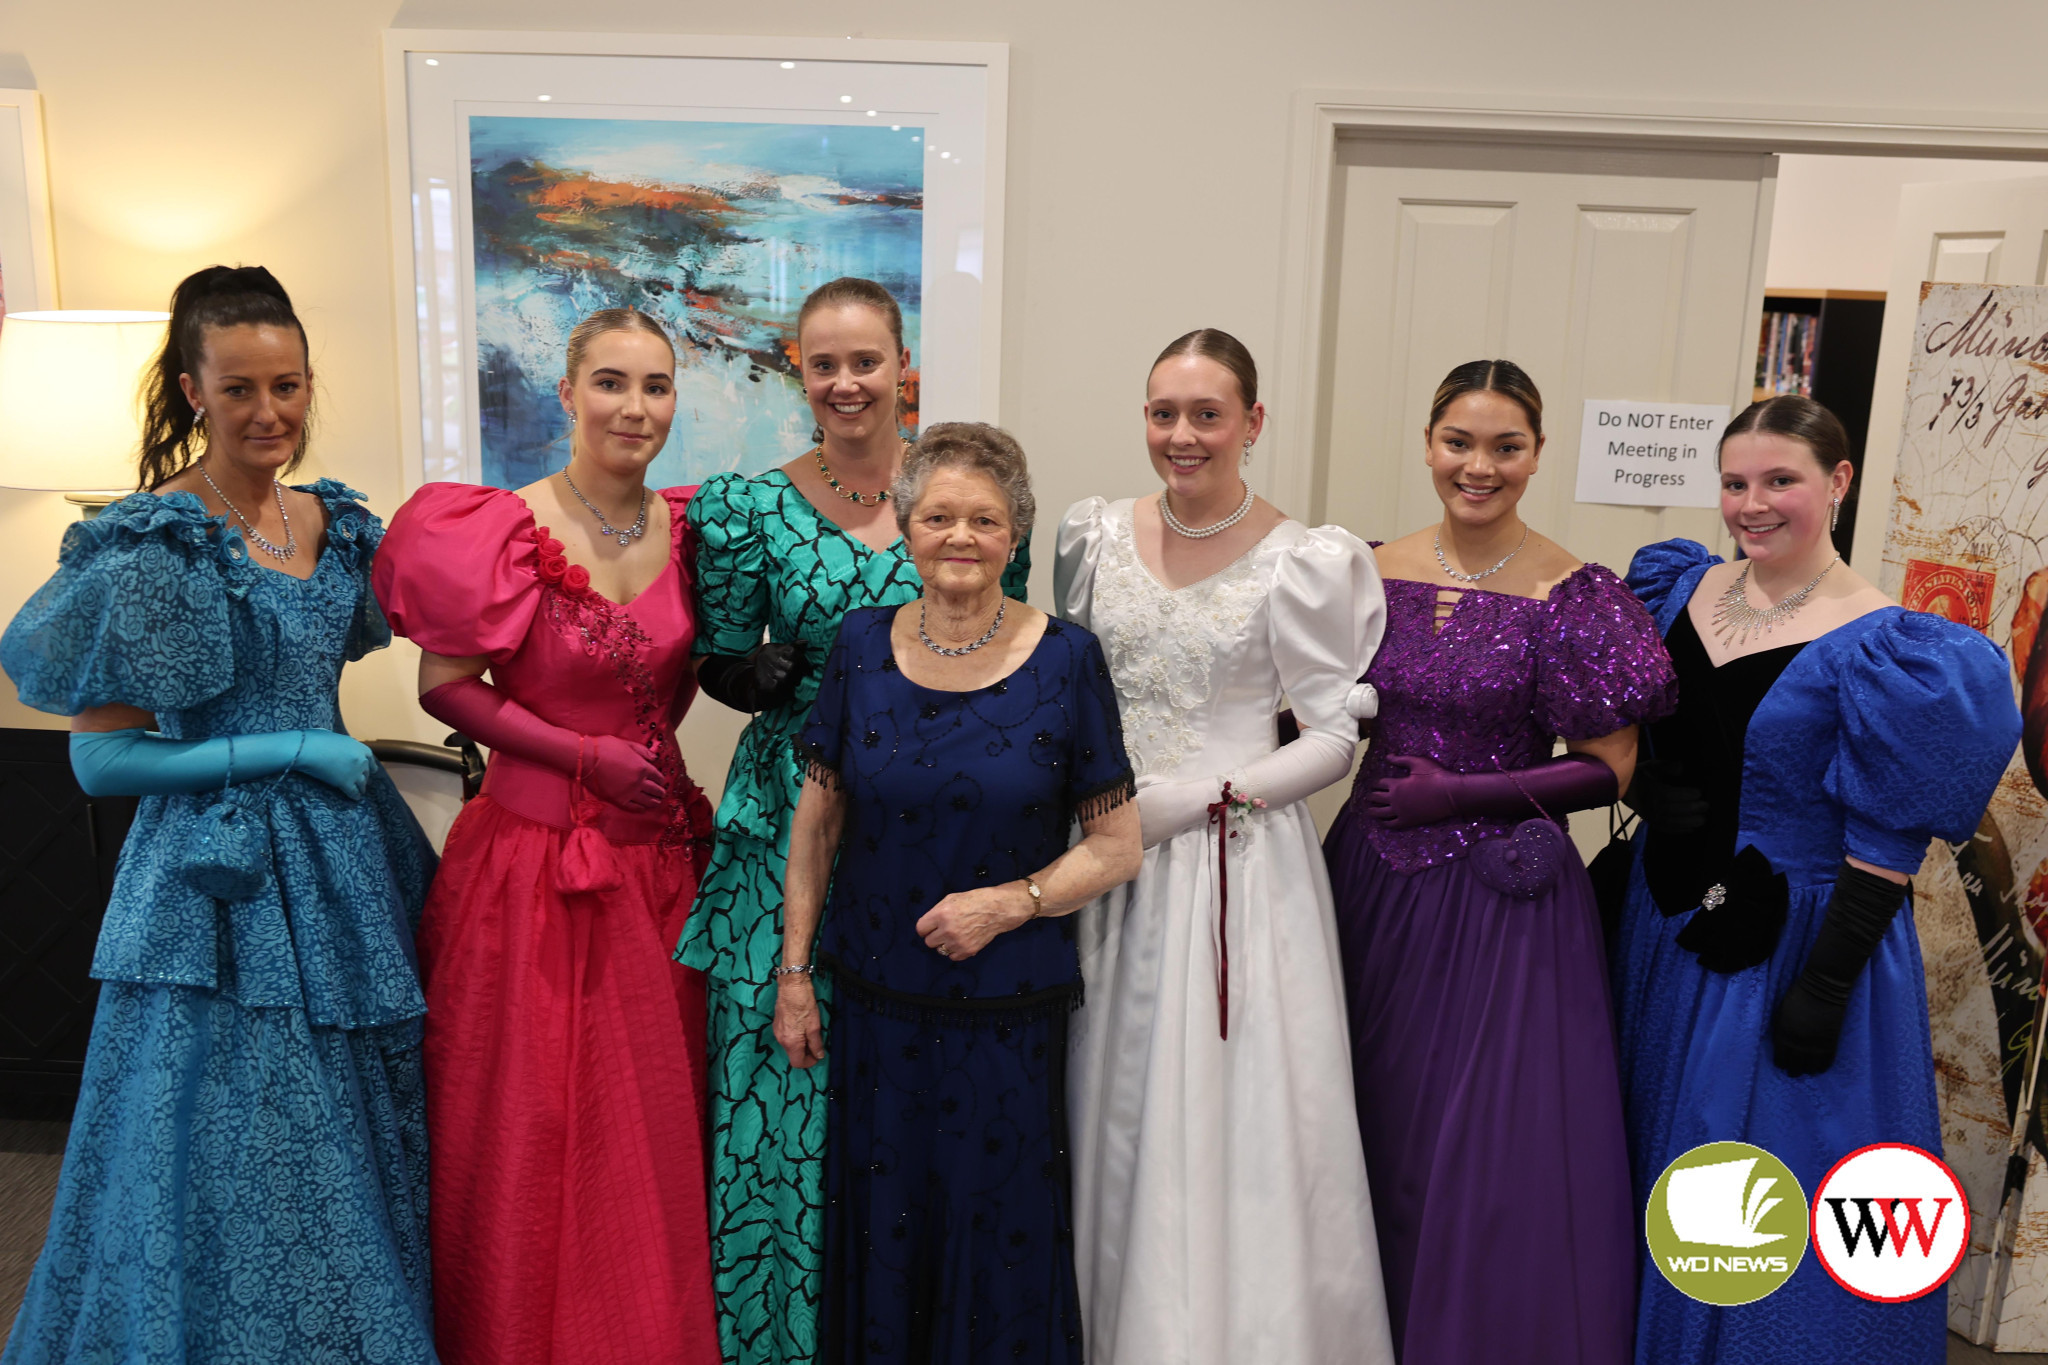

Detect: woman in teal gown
0,267,436,1363
678,278,1029,1363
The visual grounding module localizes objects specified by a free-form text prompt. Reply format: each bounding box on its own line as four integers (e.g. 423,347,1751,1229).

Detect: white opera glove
1134,724,1359,850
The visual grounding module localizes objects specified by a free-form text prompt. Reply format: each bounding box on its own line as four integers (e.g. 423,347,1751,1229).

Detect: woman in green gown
680,277,1030,1364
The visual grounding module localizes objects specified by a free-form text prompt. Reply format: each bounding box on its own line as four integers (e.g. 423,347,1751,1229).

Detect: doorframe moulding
1268,89,2048,526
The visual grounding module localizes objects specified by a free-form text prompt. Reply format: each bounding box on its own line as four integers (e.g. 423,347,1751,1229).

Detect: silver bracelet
769,963,815,980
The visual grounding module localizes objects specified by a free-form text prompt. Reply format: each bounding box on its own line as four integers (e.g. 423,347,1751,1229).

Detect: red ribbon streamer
1206,782,1238,1040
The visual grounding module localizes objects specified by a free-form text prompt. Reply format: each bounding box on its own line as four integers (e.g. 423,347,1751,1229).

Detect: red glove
420,676,665,812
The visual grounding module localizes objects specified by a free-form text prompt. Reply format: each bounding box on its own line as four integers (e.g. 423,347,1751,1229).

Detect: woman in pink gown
373,309,720,1364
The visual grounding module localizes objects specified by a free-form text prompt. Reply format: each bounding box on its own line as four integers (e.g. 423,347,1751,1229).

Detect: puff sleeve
1625,537,1720,635
373,483,541,664
1,492,237,716
305,481,395,662
1054,497,1110,631
1271,525,1386,734
688,473,771,657
1535,564,1680,740
1827,611,2021,874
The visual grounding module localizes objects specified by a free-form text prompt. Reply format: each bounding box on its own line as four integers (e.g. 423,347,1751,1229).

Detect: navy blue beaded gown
797,607,1134,1365
1613,539,2021,1365
0,485,438,1364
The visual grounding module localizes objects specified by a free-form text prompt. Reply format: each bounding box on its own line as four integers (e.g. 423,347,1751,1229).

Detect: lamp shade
0,310,171,492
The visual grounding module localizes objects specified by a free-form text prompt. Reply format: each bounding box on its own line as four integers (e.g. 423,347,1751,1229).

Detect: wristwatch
1020,874,1044,917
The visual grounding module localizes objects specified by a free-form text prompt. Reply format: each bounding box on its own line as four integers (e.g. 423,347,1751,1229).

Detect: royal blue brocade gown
1614,539,2020,1365
0,485,438,1364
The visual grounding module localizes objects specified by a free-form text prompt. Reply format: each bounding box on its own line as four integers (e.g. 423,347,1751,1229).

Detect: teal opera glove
69,727,375,800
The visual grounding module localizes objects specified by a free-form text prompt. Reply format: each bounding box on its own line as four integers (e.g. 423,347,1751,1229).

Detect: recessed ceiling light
780,61,795,69
839,95,852,103
424,58,440,66
538,95,552,102
865,110,877,117
940,151,950,159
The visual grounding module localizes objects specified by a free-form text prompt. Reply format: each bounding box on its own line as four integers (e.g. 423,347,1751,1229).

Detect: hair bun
192,264,292,306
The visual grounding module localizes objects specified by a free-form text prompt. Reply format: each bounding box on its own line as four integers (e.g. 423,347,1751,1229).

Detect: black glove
697,643,810,714
1623,758,1709,834
1770,862,1910,1077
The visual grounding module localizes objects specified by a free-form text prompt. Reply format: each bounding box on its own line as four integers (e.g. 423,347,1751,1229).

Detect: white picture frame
381,30,1009,492
0,89,59,317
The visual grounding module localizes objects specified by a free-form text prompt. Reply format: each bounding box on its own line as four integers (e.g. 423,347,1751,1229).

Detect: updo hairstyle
1428,359,1544,438
891,421,1035,547
563,307,673,382
139,265,309,490
1151,328,1259,408
796,277,906,353
1717,395,1853,473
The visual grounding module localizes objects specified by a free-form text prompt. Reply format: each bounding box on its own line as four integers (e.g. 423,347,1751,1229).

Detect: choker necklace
562,469,648,547
199,459,296,561
1433,525,1527,583
816,441,907,507
1160,480,1253,539
920,597,1006,656
1712,556,1838,647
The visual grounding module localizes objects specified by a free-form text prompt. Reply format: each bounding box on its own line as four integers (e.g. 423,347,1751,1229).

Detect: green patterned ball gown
679,468,1030,1365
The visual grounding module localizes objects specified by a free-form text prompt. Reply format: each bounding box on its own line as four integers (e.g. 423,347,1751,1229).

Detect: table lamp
0,310,171,511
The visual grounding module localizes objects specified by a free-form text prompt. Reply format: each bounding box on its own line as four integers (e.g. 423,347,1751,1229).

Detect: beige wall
4,0,2048,791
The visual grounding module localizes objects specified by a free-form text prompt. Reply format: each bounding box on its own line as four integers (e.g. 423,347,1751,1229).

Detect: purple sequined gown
1326,565,1676,1365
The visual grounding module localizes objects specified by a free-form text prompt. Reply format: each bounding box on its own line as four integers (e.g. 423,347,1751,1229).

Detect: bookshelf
1752,289,1886,558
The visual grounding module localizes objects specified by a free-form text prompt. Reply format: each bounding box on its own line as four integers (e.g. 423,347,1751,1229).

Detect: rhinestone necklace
562,468,648,547
1712,556,1838,648
919,597,1006,656
1160,480,1253,539
1433,524,1528,583
199,459,296,560
815,441,907,507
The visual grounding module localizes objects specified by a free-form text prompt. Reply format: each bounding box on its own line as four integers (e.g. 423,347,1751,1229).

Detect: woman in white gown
1057,329,1395,1365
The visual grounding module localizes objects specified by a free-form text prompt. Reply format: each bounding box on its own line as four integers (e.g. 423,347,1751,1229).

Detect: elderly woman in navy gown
771,422,1141,1364
1614,395,2021,1365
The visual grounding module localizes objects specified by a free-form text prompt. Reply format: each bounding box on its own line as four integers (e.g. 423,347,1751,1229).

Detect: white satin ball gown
1056,496,1395,1365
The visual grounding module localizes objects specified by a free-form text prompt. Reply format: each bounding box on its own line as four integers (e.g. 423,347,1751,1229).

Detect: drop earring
1830,496,1841,532
1008,547,1017,563
812,423,826,445
193,406,206,424
1242,437,1254,467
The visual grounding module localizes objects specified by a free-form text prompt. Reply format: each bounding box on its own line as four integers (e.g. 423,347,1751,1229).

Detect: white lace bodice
1055,497,1383,780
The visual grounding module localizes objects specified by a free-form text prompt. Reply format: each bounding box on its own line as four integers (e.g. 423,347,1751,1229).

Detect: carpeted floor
0,1120,66,1340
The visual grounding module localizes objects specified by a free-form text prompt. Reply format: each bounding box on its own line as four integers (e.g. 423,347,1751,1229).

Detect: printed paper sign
1573,399,1729,508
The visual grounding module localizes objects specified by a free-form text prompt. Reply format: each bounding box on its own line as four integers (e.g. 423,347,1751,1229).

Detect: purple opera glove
1366,752,1619,831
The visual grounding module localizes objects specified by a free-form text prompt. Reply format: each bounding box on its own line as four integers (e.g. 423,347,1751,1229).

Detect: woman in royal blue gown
1614,395,2021,1364
0,267,436,1363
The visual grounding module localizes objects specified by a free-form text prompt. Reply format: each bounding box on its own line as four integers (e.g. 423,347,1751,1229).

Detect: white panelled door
1850,175,2048,572
1318,139,1775,575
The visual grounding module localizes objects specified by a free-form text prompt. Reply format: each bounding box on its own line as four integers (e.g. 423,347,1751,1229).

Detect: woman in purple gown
1327,360,1676,1364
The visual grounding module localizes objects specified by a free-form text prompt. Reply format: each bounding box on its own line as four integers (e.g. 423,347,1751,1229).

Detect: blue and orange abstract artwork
468,115,924,489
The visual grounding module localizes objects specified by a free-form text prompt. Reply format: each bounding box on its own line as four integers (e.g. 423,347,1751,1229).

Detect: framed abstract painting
0,90,59,320
383,31,1009,491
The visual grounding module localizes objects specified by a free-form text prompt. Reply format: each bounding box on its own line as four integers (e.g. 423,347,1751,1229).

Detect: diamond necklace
1712,556,1838,647
1160,480,1253,539
198,459,296,560
919,597,1006,656
1433,524,1527,583
561,468,648,547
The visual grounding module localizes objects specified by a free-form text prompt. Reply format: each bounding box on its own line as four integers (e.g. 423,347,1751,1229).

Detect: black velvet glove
1622,758,1709,834
697,642,810,714
1770,861,1911,1077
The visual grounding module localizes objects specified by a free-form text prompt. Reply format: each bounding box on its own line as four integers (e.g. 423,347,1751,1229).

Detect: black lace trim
820,952,1080,1026
1072,770,1136,825
793,737,841,791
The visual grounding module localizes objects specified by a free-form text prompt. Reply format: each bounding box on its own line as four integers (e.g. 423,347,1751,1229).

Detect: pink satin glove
420,676,666,812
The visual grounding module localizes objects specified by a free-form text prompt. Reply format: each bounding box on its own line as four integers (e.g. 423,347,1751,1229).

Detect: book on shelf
1754,311,1821,399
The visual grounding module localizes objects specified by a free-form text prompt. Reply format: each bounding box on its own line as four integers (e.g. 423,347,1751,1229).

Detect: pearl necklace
562,469,647,547
919,597,1006,656
1712,556,1838,647
1433,525,1528,583
199,459,296,561
1160,480,1253,539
